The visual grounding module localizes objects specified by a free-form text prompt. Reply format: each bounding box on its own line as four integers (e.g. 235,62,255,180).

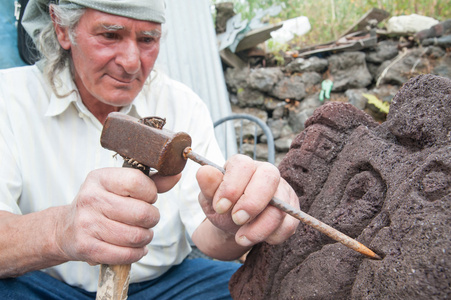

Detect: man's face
58,9,161,109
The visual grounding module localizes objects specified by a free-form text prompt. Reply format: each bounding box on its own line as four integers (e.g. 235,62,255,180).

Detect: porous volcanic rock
229,74,451,299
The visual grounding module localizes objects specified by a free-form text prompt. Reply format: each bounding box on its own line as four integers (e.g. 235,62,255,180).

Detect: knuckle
265,230,287,245
224,185,243,200
120,247,146,264
226,154,255,172
76,210,94,231
76,188,93,204
134,205,160,228
232,154,254,163
75,236,97,258
125,170,144,190
258,163,280,184
134,207,149,224
265,236,282,245
128,227,151,246
119,248,136,263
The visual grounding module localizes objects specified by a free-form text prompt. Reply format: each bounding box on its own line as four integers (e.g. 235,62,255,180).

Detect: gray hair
36,4,85,96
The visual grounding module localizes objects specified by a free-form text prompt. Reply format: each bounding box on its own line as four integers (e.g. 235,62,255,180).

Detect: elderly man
0,0,299,298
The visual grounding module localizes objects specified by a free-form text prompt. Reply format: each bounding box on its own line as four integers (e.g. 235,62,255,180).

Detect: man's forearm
191,219,251,261
0,207,69,278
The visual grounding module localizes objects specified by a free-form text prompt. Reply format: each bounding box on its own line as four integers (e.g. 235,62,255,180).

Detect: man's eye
103,32,118,39
140,37,155,44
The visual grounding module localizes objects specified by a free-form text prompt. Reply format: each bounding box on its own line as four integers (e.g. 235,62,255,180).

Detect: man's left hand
196,154,299,248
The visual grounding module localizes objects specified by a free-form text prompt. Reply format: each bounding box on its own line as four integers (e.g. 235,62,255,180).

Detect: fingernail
237,235,253,247
232,210,250,225
215,198,232,214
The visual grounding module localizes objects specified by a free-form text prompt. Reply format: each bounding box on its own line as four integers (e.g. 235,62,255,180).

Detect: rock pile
228,74,451,299
223,36,451,165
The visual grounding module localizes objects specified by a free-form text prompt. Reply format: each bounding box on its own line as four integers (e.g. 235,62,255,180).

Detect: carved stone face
230,74,451,299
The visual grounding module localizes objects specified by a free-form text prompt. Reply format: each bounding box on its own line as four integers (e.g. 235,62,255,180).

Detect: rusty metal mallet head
101,112,192,176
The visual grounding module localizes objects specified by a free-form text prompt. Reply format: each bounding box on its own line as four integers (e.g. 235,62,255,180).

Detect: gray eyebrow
142,29,162,38
102,24,124,31
101,24,161,38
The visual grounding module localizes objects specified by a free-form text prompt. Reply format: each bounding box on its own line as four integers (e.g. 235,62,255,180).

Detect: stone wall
223,38,451,165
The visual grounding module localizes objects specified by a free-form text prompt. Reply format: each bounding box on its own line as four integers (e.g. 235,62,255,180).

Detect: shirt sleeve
0,74,24,215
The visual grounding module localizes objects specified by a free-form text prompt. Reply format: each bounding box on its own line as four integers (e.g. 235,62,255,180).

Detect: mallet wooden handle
96,264,131,300
97,113,192,299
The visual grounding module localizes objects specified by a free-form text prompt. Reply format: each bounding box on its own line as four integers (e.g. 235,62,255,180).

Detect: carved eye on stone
330,168,386,237
301,127,339,162
312,135,336,161
418,162,450,202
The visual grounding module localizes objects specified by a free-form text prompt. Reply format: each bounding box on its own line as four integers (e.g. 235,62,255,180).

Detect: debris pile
217,5,451,165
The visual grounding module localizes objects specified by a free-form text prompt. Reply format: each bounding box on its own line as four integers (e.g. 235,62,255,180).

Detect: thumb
196,165,224,202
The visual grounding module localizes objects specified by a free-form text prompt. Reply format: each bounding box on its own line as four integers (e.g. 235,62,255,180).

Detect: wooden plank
340,8,389,37
235,23,283,52
298,34,377,57
220,48,247,69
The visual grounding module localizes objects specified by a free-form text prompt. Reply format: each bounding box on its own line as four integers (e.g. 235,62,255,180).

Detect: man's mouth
108,74,137,84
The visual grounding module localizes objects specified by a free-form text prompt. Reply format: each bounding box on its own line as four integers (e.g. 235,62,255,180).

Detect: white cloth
0,65,224,292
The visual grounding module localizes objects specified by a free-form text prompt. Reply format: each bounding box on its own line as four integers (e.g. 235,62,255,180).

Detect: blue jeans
0,258,241,299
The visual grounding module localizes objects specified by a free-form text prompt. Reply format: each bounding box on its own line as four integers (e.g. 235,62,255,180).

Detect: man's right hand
54,167,180,265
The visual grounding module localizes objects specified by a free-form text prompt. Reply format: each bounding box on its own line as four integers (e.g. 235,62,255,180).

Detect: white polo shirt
0,65,224,291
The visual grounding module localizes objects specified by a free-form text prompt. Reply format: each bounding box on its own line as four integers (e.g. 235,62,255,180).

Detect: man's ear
50,6,71,50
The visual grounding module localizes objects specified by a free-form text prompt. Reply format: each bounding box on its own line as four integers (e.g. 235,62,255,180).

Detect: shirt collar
44,67,79,118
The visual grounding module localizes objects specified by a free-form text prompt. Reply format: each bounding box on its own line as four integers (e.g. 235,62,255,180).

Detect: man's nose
116,40,141,74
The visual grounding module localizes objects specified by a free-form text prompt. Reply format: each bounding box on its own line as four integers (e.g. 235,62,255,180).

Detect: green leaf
363,93,390,114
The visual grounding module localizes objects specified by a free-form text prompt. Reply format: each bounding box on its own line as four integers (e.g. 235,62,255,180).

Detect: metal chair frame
214,113,275,164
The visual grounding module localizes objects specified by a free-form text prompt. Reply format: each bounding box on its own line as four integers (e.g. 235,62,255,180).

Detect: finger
266,183,300,244
95,193,161,228
151,173,182,193
83,238,149,265
235,178,300,246
234,203,285,247
88,216,154,249
95,168,159,204
230,162,281,226
265,213,299,245
213,155,256,214
196,165,224,214
66,221,150,265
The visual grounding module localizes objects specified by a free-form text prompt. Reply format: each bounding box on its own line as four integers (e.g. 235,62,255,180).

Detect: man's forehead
85,10,162,35
59,0,166,23
22,0,166,42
